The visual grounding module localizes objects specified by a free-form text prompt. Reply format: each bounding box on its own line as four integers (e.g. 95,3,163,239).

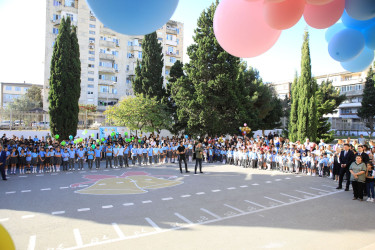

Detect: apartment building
271,70,370,135
0,82,42,108
44,0,184,111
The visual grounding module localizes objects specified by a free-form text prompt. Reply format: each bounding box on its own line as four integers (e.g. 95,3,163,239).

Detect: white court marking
162,197,173,201
123,203,134,206
196,192,205,195
6,191,16,194
212,190,221,192
296,190,316,196
22,215,35,219
60,187,69,189
264,196,285,204
27,235,36,250
142,200,152,204
0,218,9,222
174,213,193,224
52,211,65,215
244,200,266,208
102,205,114,209
240,185,248,188
145,217,162,232
200,208,221,219
280,193,302,200
224,204,244,213
227,187,236,190
252,183,259,186
310,187,330,193
112,223,126,239
64,191,343,250
41,188,51,191
77,208,90,212
181,195,191,198
73,228,83,247
21,190,31,193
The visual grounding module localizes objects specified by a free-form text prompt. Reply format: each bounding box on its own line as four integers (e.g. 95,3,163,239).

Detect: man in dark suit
0,145,7,181
337,144,355,191
355,145,369,164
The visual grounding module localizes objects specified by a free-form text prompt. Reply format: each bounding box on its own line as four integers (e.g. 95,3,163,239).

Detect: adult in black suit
355,145,369,164
337,144,355,191
0,145,7,180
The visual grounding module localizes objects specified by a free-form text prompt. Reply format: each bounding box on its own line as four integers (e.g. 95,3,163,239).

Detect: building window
65,0,75,7
158,38,163,41
88,64,95,68
126,65,130,71
138,51,142,59
176,39,179,45
53,28,59,34
112,51,119,56
168,47,174,54
111,76,118,82
100,86,109,93
88,98,94,102
89,24,96,28
15,87,21,91
52,41,55,48
53,0,61,6
88,57,95,61
165,70,170,75
89,30,95,35
5,86,12,91
89,51,95,55
88,84,94,88
24,87,29,92
127,53,134,58
176,50,179,55
88,78,94,82
112,89,117,94
170,57,176,63
128,41,133,46
66,13,74,21
88,71,94,75
87,91,94,95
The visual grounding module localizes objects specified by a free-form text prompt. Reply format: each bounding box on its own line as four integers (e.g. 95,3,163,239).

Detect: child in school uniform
26,148,32,174
233,148,238,166
366,163,374,202
62,148,70,171
31,148,39,174
87,147,94,170
287,152,293,173
4,147,10,176
69,146,76,171
318,154,326,177
10,147,18,175
38,147,46,173
227,148,233,165
54,147,62,172
19,149,26,175
49,147,55,172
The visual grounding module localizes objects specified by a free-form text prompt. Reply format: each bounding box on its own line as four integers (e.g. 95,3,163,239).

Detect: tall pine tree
132,32,165,101
293,31,318,142
358,65,375,138
49,17,81,139
289,73,299,142
171,1,256,136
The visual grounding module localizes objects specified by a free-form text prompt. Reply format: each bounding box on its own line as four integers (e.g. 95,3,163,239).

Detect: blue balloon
364,24,375,50
328,28,365,62
341,47,374,72
185,135,188,139
342,10,375,31
86,0,179,35
325,22,345,42
345,0,375,21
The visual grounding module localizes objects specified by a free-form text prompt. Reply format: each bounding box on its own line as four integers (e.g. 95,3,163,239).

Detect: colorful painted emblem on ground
70,171,183,195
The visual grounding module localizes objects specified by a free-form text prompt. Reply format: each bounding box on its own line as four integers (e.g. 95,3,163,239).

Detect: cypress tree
49,17,81,139
296,31,318,142
289,73,299,142
132,32,165,101
358,65,375,138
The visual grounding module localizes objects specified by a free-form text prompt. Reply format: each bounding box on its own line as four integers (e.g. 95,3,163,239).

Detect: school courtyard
1,163,375,250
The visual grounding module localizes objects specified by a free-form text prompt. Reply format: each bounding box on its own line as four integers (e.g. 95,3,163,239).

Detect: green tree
316,80,346,143
132,32,165,101
358,66,375,139
257,86,283,135
25,85,43,107
166,60,187,134
171,2,257,136
289,73,299,142
293,31,318,142
6,96,40,112
104,94,171,133
48,17,81,140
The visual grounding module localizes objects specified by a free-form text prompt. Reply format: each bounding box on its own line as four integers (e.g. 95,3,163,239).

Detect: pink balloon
303,0,345,29
263,0,306,30
214,0,281,58
305,0,333,5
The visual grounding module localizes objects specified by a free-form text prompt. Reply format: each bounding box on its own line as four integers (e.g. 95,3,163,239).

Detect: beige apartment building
0,82,43,108
271,70,370,136
44,0,184,111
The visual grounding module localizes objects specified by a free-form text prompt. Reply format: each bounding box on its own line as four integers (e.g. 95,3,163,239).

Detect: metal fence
0,109,108,130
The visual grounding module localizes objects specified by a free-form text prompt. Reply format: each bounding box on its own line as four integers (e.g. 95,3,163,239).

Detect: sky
0,0,346,85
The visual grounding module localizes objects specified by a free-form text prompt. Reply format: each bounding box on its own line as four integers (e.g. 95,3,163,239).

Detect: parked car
14,120,25,126
89,121,102,129
0,120,12,129
32,122,50,129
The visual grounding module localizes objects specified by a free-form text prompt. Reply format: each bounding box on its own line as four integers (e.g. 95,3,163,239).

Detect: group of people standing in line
0,133,374,202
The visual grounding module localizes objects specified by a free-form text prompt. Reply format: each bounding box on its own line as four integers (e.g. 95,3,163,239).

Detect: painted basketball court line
47,187,343,250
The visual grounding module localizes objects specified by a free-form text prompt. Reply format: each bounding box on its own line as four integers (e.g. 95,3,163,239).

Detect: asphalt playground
1,161,375,250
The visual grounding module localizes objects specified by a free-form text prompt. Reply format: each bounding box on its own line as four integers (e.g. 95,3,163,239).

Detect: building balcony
98,92,117,99
166,29,177,35
51,19,61,25
99,53,115,61
165,60,175,67
339,102,362,108
128,45,142,51
100,40,116,48
99,66,116,74
341,90,363,97
166,40,177,46
99,79,116,86
54,5,78,14
100,26,116,36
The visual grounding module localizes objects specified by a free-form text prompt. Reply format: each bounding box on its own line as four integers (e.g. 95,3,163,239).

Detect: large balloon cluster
240,123,251,136
214,0,375,72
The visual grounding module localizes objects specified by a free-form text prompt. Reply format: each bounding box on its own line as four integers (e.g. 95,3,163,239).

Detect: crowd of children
1,133,374,202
